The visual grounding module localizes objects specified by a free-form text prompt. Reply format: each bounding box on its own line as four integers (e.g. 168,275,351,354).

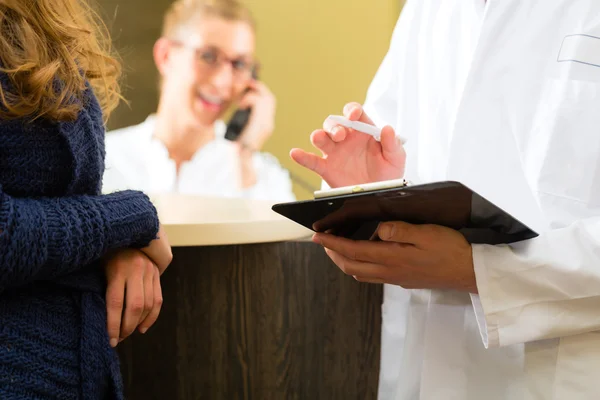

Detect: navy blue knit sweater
0,84,160,399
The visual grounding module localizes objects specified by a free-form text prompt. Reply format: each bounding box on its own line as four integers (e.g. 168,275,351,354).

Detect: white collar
140,115,231,165
143,114,227,141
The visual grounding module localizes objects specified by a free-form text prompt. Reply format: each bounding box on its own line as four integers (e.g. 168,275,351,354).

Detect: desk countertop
149,194,313,247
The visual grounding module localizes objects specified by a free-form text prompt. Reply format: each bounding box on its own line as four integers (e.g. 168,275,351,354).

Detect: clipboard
272,180,538,244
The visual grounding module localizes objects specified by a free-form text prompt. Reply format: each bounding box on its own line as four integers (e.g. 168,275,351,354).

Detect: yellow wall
100,0,402,199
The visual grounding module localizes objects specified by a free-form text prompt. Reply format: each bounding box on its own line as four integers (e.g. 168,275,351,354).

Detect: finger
380,126,405,167
138,262,155,326
310,129,336,154
353,276,386,284
324,248,388,278
246,80,268,93
138,268,163,334
314,233,361,261
343,102,374,124
120,265,145,340
289,148,327,176
238,93,260,109
377,221,429,245
105,276,126,348
329,126,349,142
314,232,412,264
322,119,349,142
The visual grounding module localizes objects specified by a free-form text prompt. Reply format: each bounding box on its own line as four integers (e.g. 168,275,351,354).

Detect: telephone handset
224,67,259,142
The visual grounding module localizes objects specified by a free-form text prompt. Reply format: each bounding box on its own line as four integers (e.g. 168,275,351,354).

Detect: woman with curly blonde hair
0,0,172,398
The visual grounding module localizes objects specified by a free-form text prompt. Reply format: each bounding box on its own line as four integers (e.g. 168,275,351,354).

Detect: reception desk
117,195,383,399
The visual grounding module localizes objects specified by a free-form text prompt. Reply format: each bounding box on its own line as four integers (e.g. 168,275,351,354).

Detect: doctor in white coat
291,0,600,398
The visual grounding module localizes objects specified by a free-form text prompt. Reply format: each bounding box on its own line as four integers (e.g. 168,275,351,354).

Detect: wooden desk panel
118,241,382,399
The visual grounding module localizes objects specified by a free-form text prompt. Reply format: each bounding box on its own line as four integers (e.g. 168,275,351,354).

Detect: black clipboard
272,180,538,244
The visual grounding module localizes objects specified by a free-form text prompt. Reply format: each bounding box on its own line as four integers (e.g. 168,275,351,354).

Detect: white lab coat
102,115,296,202
365,0,600,398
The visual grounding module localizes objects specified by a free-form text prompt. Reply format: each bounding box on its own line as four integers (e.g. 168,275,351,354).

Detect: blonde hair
0,0,121,123
162,0,256,40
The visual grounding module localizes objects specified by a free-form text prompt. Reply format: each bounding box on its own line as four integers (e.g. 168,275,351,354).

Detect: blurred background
93,2,405,397
97,0,403,200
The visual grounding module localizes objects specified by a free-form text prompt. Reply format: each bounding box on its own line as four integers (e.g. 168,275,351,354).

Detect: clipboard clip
314,178,411,199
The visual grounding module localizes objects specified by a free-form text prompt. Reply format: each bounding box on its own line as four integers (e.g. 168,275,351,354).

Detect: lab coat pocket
556,34,600,83
528,78,600,205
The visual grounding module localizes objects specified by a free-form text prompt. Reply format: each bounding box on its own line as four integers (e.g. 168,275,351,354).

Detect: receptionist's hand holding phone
225,68,276,152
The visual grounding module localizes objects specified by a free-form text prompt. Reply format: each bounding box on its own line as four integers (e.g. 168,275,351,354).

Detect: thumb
377,221,420,245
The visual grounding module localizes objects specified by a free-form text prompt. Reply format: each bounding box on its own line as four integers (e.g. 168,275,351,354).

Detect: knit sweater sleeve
0,187,159,291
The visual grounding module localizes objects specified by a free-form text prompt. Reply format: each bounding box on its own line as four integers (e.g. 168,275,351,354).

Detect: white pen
323,115,407,144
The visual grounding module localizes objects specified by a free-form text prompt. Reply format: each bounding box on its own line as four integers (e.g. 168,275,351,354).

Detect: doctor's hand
312,221,477,293
105,249,164,348
290,102,406,188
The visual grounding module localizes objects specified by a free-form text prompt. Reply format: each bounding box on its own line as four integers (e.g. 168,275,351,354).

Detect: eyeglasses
170,40,257,80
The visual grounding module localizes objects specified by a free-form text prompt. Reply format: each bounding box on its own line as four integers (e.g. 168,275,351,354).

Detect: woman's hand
140,224,173,275
105,249,164,347
238,80,276,152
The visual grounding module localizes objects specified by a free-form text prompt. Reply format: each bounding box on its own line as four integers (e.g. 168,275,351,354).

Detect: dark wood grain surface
117,241,382,399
